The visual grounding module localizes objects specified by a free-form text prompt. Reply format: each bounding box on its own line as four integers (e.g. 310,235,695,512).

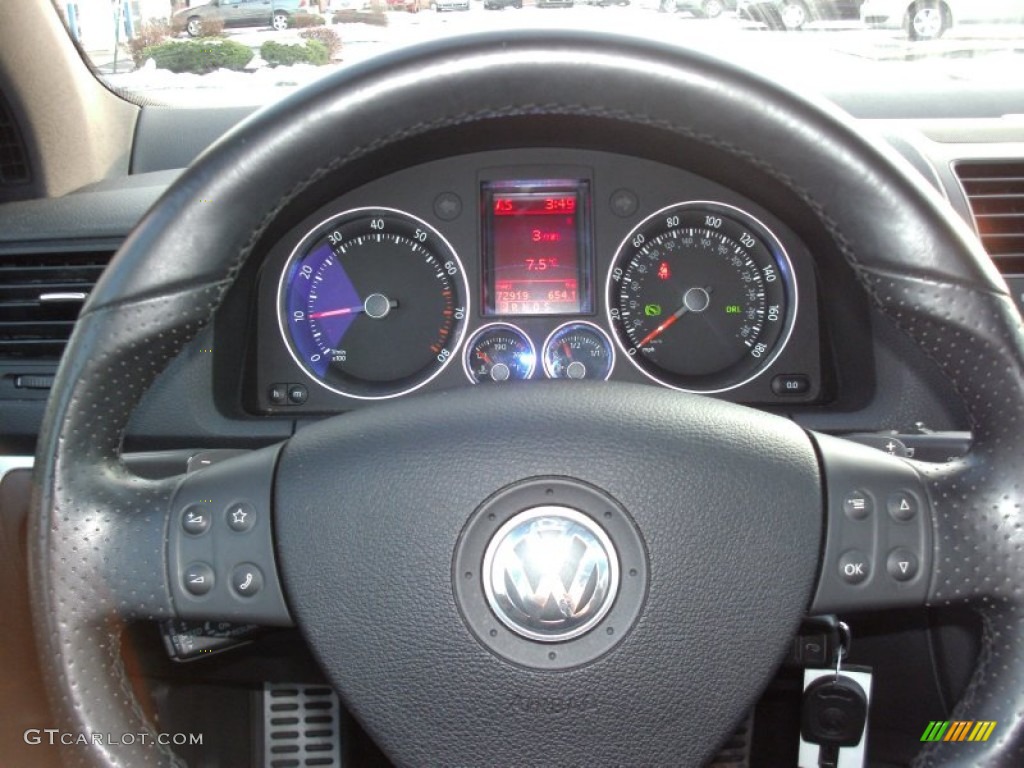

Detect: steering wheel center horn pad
274,382,822,765
454,477,648,669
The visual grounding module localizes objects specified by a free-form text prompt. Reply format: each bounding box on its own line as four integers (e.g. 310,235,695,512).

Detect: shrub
128,20,171,68
260,40,328,68
299,27,342,60
288,14,326,28
331,10,388,26
142,38,254,74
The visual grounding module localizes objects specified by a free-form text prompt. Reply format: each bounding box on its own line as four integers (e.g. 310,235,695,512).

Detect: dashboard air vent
955,161,1024,275
0,247,113,360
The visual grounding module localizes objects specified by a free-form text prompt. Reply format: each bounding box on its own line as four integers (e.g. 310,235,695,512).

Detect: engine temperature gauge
463,323,536,384
542,322,615,381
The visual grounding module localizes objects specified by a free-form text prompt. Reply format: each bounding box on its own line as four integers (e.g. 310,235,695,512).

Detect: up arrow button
887,492,919,522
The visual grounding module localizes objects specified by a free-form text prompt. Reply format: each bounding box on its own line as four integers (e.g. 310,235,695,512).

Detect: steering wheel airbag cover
275,383,821,766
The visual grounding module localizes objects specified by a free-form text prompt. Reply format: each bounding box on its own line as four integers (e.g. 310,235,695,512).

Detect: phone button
231,563,264,598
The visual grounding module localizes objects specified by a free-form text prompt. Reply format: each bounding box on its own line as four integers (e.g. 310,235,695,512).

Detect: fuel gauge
463,323,536,384
543,322,615,381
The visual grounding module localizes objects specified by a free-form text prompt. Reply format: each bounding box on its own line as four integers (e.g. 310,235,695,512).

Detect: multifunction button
886,548,919,582
227,502,256,532
843,491,873,521
182,505,211,535
838,550,870,585
183,562,215,596
231,564,264,598
887,492,918,522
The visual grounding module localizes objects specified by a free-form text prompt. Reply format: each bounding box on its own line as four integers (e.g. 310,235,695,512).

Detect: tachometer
607,202,796,393
278,207,468,399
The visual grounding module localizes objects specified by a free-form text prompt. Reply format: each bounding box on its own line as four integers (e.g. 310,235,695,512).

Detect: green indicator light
644,304,662,317
725,304,742,314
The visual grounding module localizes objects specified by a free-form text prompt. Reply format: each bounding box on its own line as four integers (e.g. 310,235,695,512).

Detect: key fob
801,675,868,748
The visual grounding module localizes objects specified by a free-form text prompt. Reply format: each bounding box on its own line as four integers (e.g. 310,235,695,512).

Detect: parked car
430,0,471,10
386,0,421,11
739,0,863,29
174,0,316,36
537,0,576,7
670,0,737,17
484,0,522,8
862,0,1022,40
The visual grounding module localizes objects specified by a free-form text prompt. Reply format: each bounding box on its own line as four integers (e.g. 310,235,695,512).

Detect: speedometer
607,202,796,393
278,207,468,399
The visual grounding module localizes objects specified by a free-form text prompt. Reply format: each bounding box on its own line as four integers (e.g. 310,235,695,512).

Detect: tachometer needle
309,306,363,319
309,294,399,320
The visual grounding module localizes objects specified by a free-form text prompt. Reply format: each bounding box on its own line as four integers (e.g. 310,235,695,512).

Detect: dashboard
253,149,823,413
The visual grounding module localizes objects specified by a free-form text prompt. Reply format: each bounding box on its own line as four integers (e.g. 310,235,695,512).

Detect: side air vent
0,247,113,360
954,161,1024,275
0,91,31,185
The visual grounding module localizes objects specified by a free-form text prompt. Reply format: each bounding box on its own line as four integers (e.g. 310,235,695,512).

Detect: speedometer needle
637,306,687,348
636,286,712,348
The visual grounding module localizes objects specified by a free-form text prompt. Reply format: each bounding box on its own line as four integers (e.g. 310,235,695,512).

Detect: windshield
60,1,1024,108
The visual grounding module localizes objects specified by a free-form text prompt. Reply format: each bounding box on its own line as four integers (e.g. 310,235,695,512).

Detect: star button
227,503,255,532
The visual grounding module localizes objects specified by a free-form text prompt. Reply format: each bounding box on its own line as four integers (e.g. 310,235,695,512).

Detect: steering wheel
29,31,1024,767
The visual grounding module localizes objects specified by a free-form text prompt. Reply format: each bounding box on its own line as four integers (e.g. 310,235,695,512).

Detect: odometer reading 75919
607,202,796,393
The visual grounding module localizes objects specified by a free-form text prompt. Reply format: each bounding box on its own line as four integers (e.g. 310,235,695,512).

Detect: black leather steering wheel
29,31,1024,767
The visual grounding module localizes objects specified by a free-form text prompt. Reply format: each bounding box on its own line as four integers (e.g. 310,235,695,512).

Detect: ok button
838,550,871,585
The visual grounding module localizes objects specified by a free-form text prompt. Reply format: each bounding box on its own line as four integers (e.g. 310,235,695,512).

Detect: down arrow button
886,548,919,582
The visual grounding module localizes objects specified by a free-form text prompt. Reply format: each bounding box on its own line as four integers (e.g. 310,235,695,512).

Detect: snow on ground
100,9,1024,107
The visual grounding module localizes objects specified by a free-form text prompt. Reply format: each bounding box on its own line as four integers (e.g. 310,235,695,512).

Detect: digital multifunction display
482,180,593,316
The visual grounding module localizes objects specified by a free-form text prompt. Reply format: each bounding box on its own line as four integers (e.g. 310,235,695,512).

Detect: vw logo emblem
482,506,619,642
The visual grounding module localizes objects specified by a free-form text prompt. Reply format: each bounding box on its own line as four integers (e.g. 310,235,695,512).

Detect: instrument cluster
254,149,823,413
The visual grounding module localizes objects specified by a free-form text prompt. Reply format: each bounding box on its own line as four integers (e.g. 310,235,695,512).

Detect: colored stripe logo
921,721,997,742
